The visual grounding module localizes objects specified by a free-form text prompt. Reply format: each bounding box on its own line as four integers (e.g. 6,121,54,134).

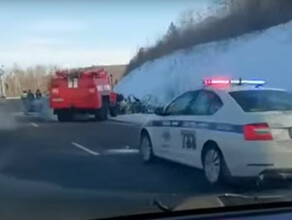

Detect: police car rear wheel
140,134,153,163
203,146,225,185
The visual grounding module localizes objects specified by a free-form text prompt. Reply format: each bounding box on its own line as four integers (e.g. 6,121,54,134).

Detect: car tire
202,145,228,186
140,133,154,163
95,99,109,121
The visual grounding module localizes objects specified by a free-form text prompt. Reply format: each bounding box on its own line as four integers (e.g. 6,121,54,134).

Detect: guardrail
6,96,21,100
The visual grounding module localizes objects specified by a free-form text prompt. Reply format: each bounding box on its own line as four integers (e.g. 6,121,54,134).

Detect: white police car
139,79,292,185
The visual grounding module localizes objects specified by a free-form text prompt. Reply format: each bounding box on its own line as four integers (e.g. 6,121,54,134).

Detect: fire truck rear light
244,123,273,141
52,88,59,94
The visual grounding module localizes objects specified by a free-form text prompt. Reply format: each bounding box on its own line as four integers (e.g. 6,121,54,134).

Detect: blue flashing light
231,79,266,85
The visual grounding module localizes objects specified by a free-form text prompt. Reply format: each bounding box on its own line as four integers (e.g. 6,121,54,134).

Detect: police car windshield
230,90,292,112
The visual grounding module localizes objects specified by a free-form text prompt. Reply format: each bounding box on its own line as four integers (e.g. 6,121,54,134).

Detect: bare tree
4,64,56,97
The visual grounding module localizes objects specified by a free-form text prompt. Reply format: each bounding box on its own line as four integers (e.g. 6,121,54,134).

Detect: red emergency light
203,79,230,86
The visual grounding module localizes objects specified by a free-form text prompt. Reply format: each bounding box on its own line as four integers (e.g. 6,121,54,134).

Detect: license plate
52,98,64,102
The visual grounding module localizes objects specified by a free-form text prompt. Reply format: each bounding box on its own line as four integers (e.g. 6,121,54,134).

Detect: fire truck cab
49,68,120,122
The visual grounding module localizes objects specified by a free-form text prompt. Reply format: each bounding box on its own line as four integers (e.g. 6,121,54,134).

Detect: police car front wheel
140,134,154,163
203,146,226,185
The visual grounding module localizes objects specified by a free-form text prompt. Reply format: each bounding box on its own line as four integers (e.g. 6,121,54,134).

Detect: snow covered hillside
115,21,292,104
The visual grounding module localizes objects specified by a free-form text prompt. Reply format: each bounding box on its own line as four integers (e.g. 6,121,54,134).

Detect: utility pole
0,65,6,98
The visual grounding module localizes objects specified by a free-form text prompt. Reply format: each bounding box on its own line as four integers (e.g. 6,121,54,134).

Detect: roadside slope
115,21,292,103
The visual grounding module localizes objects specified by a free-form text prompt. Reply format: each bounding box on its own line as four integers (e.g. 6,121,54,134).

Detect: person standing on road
21,90,29,114
26,89,35,113
34,89,43,112
35,89,42,99
27,89,34,100
21,90,28,100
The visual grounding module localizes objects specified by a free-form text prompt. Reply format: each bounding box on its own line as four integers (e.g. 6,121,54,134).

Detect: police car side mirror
154,107,167,116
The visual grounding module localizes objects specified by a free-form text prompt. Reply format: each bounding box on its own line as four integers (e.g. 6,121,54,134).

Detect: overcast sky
0,0,213,68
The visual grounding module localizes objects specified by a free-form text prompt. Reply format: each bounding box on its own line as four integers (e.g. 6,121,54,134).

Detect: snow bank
111,113,154,125
115,21,292,104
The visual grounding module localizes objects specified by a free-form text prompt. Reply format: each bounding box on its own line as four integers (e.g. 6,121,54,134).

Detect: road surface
0,100,243,220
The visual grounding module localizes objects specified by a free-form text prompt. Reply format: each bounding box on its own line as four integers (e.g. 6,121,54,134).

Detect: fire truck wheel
57,113,68,122
57,111,73,122
95,99,109,121
57,113,65,122
109,106,118,117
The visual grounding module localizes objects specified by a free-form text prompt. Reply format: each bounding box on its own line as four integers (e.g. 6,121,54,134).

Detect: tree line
3,64,56,97
125,0,292,75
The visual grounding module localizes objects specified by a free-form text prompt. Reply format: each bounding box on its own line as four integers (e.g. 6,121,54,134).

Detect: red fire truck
49,68,121,122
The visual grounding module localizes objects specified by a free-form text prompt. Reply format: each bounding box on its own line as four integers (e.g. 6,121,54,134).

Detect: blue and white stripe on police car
146,120,243,134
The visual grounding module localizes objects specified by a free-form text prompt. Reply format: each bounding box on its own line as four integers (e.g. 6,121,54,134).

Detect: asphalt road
0,100,244,220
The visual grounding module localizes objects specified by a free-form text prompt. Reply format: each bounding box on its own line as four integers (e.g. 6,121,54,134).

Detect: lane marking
107,120,141,127
103,149,139,155
30,122,39,127
71,142,100,156
216,198,224,207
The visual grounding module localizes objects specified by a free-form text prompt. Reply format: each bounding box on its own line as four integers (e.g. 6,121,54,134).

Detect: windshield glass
2,0,292,219
230,90,292,112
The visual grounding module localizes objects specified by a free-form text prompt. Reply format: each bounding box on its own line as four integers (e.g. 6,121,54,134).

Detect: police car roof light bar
203,79,266,86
